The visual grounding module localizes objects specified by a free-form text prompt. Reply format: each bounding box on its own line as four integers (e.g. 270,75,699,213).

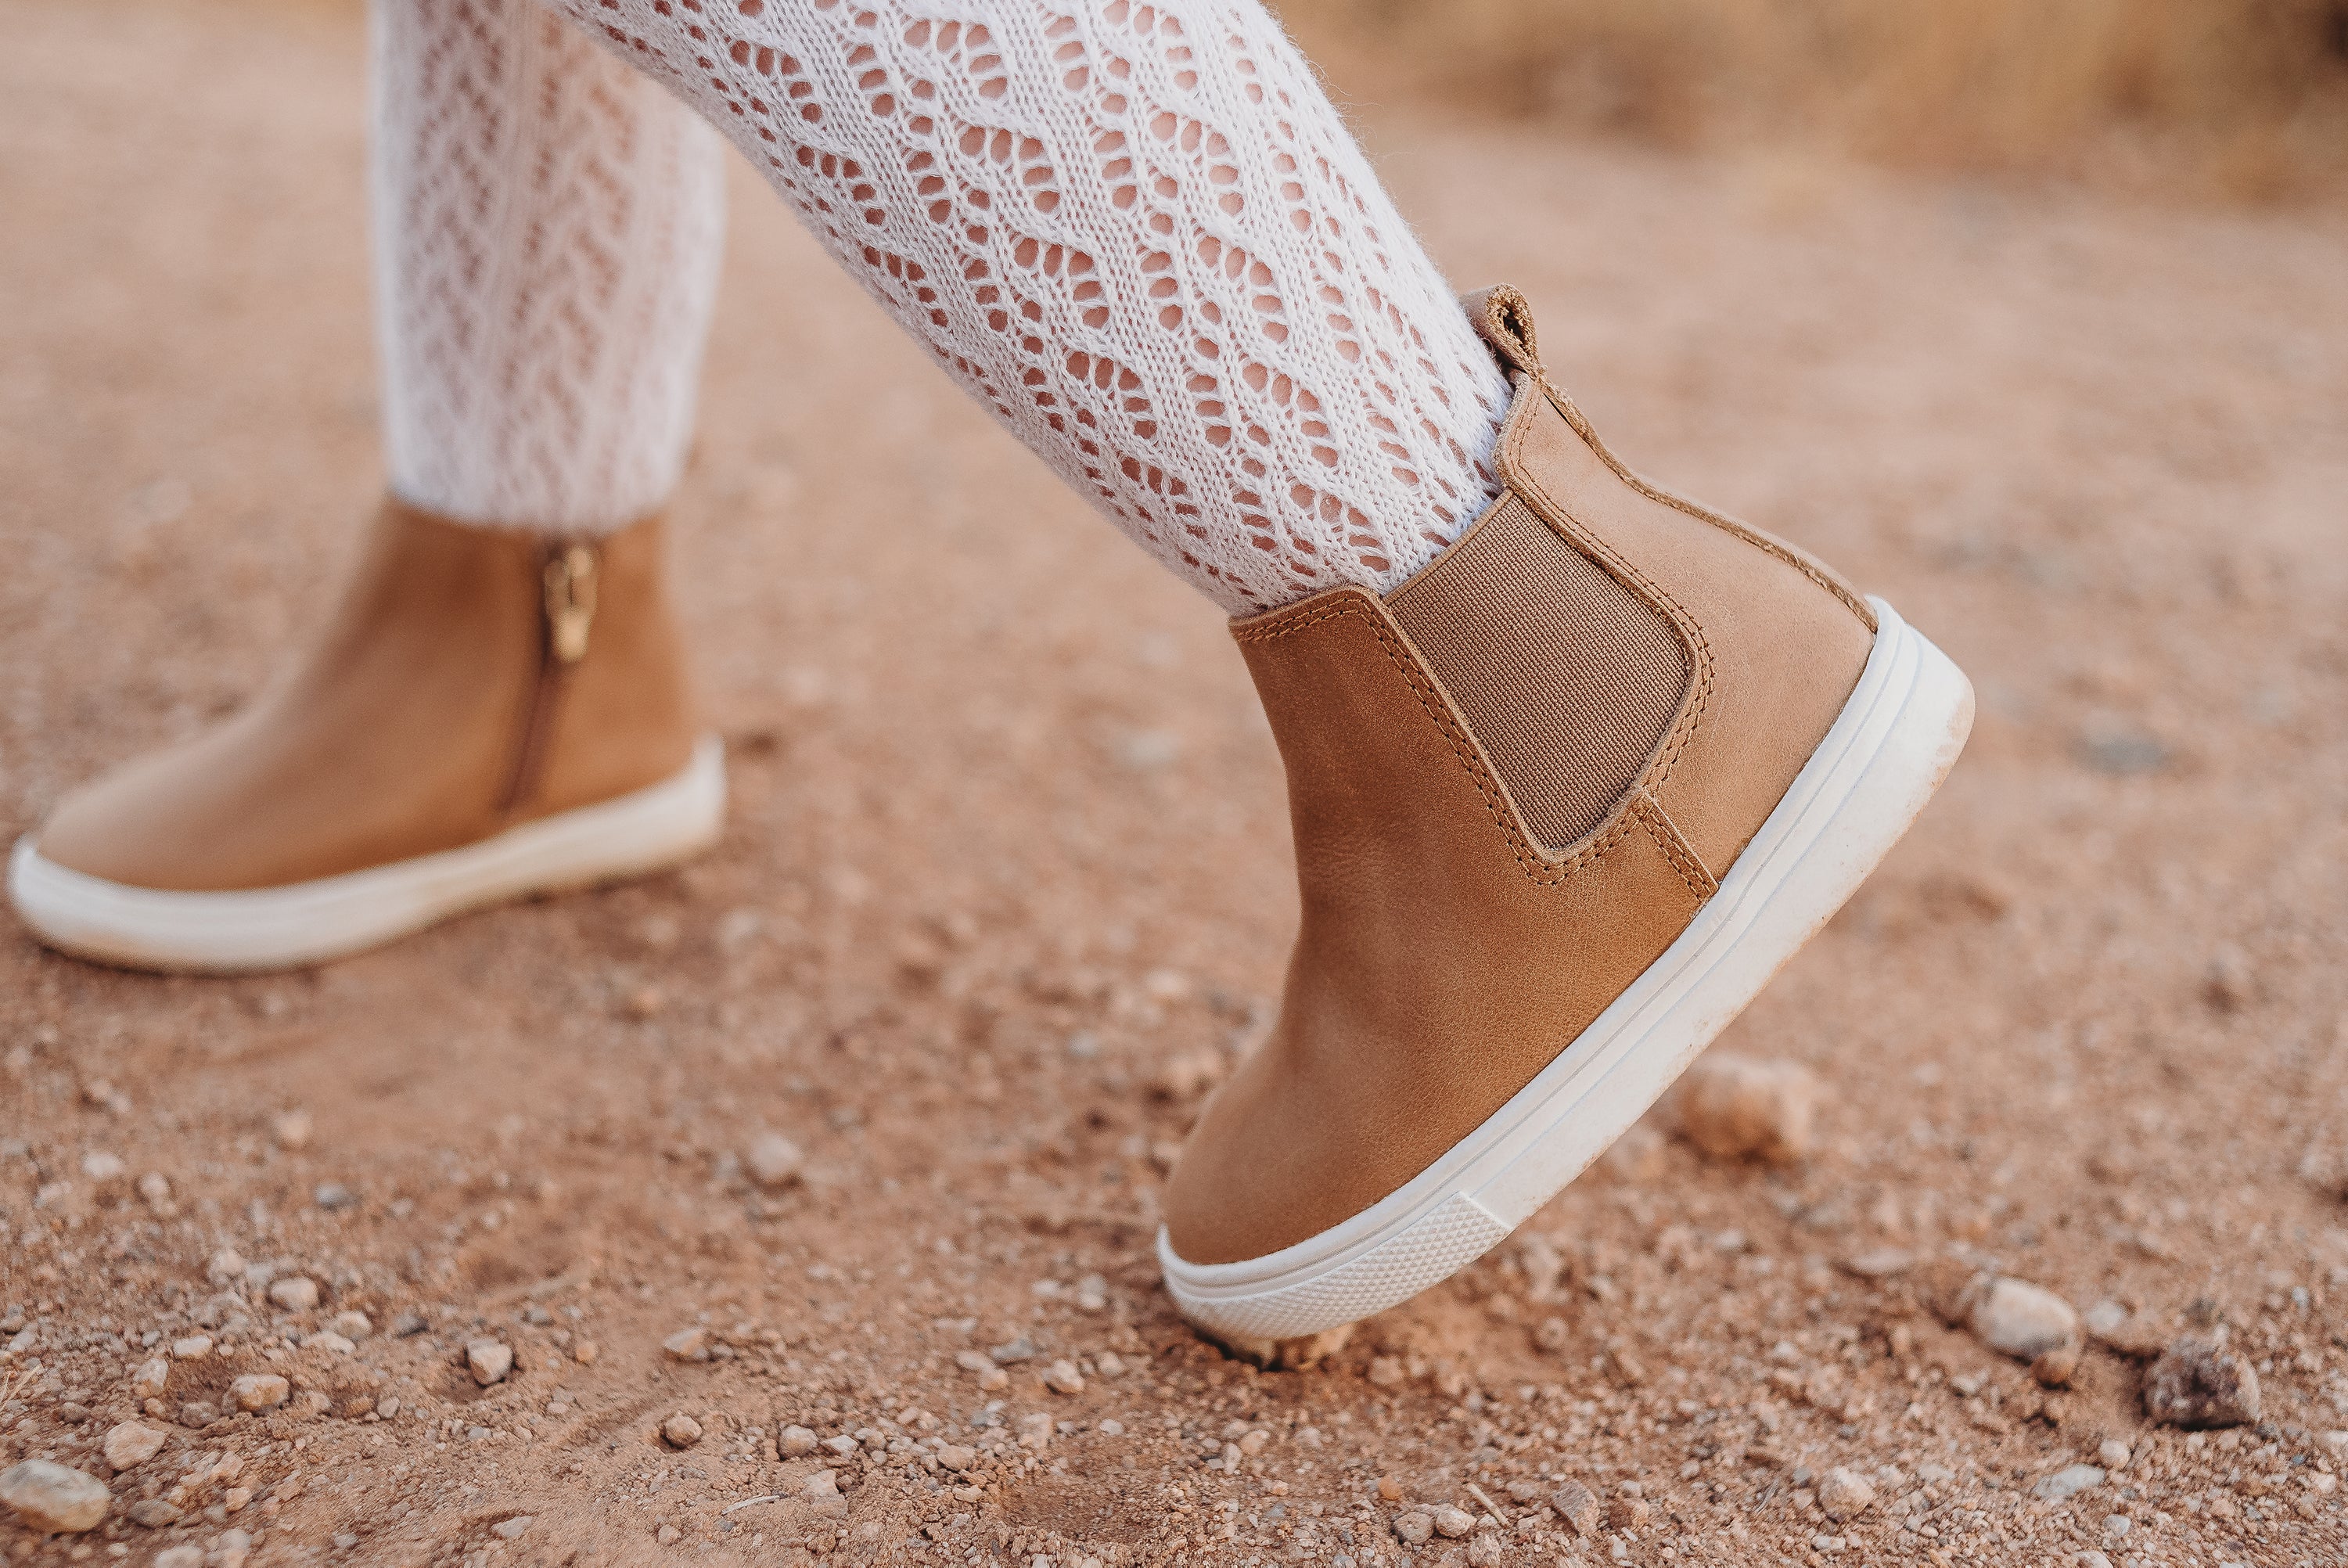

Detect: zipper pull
544,542,599,664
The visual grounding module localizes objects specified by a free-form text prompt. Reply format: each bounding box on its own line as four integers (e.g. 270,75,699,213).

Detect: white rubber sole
1159,598,1973,1343
7,735,727,974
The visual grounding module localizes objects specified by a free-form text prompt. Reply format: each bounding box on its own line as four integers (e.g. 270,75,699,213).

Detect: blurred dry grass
1275,0,2348,200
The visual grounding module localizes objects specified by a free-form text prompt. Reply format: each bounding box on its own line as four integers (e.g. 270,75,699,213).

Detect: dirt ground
5,3,2348,1567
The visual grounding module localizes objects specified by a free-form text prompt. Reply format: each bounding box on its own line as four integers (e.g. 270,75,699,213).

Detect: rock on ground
1817,1466,1877,1519
466,1340,514,1386
228,1374,289,1412
1969,1276,2081,1361
1550,1480,1599,1536
266,1275,320,1312
2034,1463,2105,1501
1675,1053,1820,1163
2144,1335,2262,1429
1207,1322,1353,1370
0,1459,110,1533
102,1421,167,1472
744,1131,805,1189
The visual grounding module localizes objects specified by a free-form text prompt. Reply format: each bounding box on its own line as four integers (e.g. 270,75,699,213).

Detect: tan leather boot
8,498,723,972
1158,287,1972,1345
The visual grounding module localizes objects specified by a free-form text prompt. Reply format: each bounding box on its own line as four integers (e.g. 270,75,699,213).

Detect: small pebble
1154,1047,1225,1099
573,1339,600,1365
2098,1439,2132,1471
1816,1467,1876,1519
466,1340,514,1386
329,1310,373,1340
271,1109,314,1150
228,1375,289,1412
305,1330,356,1356
130,1357,170,1398
171,1335,213,1361
101,1422,166,1472
1430,1504,1476,1538
2145,1335,2261,1428
936,1444,978,1472
1842,1247,1916,1278
81,1150,126,1181
1016,1412,1055,1450
1041,1359,1086,1394
1551,1480,1599,1536
655,1523,682,1544
1970,1276,2081,1361
1466,1532,1506,1566
313,1181,356,1211
154,1548,204,1568
128,1500,182,1529
493,1516,534,1541
1605,1495,1650,1530
663,1327,709,1361
743,1131,805,1190
136,1171,174,1213
1390,1510,1433,1545
2034,1464,2106,1501
661,1415,703,1448
779,1426,818,1457
1675,1052,1820,1163
0,1459,111,1533
266,1276,321,1313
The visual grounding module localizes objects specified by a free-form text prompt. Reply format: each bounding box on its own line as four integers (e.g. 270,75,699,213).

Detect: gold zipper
500,539,600,814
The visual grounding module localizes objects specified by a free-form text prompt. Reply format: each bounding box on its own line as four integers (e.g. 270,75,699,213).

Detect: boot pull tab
1462,284,1541,379
544,541,600,664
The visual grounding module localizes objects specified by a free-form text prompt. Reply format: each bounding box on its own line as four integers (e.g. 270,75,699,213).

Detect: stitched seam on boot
1631,792,1717,901
1235,593,1649,888
1498,396,1716,801
1535,373,1877,631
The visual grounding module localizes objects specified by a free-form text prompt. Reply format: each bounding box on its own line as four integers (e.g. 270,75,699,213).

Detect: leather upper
34,498,698,892
1161,288,1875,1266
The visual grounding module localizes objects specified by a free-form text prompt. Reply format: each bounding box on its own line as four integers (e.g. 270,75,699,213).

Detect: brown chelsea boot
1157,287,1972,1345
8,497,724,972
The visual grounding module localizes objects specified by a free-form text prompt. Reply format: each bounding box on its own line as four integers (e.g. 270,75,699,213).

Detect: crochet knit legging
376,0,1509,613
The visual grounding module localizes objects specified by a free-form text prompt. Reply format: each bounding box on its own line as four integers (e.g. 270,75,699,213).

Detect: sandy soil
5,4,2348,1566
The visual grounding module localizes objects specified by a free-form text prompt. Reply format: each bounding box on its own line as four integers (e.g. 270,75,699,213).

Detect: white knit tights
379,0,1510,613
373,0,728,533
